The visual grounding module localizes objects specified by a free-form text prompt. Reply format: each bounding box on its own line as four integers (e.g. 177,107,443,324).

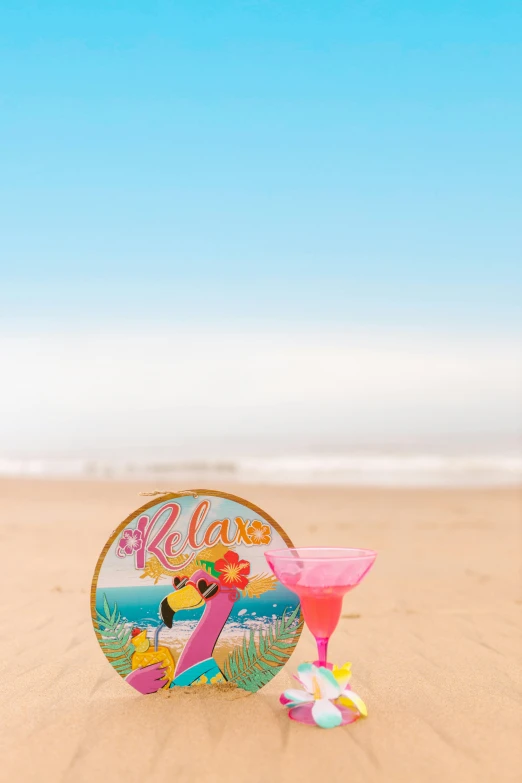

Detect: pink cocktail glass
265,547,376,668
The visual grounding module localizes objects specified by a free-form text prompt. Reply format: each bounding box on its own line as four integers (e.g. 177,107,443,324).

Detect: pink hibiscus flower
117,528,143,557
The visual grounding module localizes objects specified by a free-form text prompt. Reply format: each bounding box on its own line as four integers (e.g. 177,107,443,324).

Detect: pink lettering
135,503,181,569
130,500,272,573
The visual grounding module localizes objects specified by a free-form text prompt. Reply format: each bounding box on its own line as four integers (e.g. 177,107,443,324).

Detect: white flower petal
296,662,318,693
316,667,343,700
283,689,314,704
312,698,343,729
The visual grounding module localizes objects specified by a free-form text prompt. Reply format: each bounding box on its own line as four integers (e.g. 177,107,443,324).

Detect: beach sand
0,479,520,783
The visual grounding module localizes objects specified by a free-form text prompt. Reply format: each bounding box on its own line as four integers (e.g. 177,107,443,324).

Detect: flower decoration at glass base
280,662,368,729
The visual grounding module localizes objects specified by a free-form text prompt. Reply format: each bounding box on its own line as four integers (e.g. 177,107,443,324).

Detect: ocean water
95,583,300,632
3,449,522,485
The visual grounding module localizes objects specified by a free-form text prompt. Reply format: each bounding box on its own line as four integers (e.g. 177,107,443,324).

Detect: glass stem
316,637,329,667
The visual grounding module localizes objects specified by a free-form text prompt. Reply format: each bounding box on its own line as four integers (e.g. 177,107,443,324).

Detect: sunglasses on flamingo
173,575,219,600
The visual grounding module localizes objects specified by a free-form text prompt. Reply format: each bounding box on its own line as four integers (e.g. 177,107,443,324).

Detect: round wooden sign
91,490,302,693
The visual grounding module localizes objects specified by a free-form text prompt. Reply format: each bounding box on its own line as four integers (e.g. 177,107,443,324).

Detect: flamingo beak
159,584,205,628
160,597,174,628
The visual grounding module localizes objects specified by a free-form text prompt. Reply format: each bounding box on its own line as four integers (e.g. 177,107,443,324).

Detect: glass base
312,660,333,670
288,702,358,727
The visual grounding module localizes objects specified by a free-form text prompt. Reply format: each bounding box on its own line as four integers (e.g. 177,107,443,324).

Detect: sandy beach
1,479,520,783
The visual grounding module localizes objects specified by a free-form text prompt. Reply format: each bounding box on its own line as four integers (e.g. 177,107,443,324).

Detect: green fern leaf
223,604,303,692
94,593,133,677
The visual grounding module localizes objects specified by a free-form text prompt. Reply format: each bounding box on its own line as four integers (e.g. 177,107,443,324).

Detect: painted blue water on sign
95,583,299,628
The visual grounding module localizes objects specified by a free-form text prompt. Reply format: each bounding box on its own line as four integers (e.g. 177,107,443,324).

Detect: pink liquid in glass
299,589,346,639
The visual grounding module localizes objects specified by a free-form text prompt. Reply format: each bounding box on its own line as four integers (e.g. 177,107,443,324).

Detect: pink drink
265,547,376,667
298,588,346,639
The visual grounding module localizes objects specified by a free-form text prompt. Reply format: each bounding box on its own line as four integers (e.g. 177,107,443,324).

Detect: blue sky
1,0,521,330
0,2,520,460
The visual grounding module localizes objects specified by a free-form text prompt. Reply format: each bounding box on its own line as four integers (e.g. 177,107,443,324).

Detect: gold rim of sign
90,488,296,634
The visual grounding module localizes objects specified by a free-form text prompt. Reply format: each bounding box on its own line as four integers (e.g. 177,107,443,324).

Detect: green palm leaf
223,604,303,692
94,593,133,677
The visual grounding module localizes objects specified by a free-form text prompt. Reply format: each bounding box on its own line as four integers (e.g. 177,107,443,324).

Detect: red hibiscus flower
214,550,251,589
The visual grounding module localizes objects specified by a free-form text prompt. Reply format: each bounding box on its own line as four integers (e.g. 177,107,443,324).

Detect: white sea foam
139,617,274,646
1,451,521,486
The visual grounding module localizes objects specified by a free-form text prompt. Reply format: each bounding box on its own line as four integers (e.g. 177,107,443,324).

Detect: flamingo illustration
127,547,276,693
160,568,236,685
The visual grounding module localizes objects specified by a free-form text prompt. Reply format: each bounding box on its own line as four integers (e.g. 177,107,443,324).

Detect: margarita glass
265,547,376,725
